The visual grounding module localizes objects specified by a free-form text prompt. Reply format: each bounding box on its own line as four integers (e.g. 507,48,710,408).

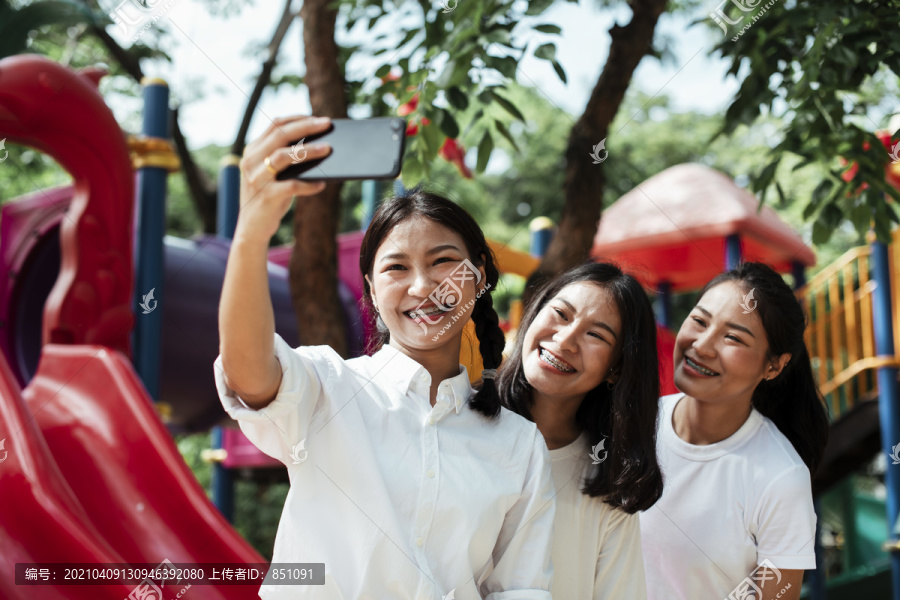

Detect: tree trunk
523,0,668,304
291,0,349,356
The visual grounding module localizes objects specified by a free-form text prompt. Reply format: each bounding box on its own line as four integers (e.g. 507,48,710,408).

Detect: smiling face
367,216,485,352
673,281,789,405
522,281,622,404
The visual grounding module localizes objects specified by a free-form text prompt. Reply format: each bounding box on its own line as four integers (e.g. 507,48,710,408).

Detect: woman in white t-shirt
216,115,556,600
640,262,829,600
498,262,664,599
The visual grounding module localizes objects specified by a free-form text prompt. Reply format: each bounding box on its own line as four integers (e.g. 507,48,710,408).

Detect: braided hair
359,186,505,419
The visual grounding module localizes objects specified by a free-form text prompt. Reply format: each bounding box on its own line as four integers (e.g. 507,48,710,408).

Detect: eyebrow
695,305,756,338
557,298,619,340
379,244,463,262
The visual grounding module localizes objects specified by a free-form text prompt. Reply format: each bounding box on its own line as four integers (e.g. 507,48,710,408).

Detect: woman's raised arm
217,115,332,409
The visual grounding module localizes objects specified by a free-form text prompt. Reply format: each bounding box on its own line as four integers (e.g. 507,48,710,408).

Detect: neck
389,337,463,406
673,393,753,445
531,389,584,450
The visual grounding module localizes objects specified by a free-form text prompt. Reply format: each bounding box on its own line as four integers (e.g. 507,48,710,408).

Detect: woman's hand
236,115,333,244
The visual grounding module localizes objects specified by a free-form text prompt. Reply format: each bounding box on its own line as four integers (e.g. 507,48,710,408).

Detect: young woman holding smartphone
640,262,829,600
216,115,556,600
499,262,664,599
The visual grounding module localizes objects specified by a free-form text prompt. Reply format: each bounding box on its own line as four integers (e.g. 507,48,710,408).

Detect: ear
477,253,488,293
606,364,621,386
765,352,792,381
365,274,377,309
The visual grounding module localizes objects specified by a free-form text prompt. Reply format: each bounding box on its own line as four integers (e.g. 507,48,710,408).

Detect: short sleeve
479,427,555,600
594,507,647,599
754,464,817,570
213,333,338,466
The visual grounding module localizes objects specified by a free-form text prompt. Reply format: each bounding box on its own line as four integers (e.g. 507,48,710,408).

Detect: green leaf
811,219,832,245
534,24,562,34
401,154,424,188
421,122,441,160
493,120,519,152
375,64,391,79
756,160,779,192
437,108,460,139
489,90,526,123
485,55,519,80
525,0,555,16
447,86,469,111
534,43,557,62
476,131,494,174
0,0,97,58
551,59,567,84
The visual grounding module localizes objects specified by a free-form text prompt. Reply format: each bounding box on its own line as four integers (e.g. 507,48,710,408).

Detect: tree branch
230,0,299,156
524,0,668,302
289,0,349,355
80,0,217,232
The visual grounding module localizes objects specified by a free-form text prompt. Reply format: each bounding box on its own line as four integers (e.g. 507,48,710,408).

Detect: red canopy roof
591,163,816,291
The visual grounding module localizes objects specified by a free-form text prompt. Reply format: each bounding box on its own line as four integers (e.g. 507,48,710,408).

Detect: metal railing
798,229,900,419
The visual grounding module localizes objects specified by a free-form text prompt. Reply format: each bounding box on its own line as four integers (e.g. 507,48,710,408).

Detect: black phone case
276,117,407,181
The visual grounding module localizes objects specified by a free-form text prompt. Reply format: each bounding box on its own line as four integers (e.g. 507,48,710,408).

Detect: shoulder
739,413,812,502
490,406,549,462
283,342,377,391
751,412,809,474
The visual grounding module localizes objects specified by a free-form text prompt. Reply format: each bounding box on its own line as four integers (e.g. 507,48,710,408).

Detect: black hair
359,186,505,419
698,262,829,475
498,261,664,513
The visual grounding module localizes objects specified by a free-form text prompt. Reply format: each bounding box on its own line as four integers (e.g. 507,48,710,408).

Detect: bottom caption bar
15,562,326,585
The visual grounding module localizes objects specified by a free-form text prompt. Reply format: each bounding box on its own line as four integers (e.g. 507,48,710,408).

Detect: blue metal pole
133,78,170,401
656,281,672,328
808,497,826,600
210,426,234,523
217,154,241,239
361,180,382,230
529,217,555,258
792,260,806,290
210,153,242,523
871,238,900,600
725,233,742,271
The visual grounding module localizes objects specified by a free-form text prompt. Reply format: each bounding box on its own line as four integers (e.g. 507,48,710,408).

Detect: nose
552,324,578,354
408,265,439,299
692,328,716,358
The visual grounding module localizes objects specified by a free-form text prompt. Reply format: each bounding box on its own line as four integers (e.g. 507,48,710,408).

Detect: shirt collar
371,344,474,414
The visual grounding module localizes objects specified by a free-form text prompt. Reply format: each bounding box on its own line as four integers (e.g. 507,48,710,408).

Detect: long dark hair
499,262,664,513
359,186,505,419
698,262,829,475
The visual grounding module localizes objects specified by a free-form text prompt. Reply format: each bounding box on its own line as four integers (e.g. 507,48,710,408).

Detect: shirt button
427,417,435,425
416,537,423,546
427,470,435,478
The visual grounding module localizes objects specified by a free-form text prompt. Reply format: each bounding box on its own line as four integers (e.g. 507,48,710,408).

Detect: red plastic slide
0,54,267,599
0,351,134,600
18,344,264,599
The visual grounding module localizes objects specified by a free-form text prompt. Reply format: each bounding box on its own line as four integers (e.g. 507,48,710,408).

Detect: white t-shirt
639,394,816,600
214,334,556,600
549,432,647,600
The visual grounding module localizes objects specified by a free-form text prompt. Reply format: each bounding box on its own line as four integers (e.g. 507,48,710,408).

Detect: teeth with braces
540,348,575,373
410,306,447,318
686,357,717,376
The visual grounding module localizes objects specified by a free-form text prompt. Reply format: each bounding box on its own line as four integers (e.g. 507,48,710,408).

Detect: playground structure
1,53,899,599
588,162,900,598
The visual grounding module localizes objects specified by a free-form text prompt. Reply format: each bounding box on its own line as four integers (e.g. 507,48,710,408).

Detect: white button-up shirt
214,335,555,600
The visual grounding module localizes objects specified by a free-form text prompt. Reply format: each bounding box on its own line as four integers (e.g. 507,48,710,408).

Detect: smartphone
276,117,407,181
